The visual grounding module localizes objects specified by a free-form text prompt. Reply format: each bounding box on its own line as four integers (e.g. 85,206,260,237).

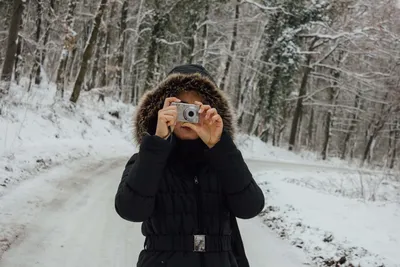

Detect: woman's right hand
155,97,181,139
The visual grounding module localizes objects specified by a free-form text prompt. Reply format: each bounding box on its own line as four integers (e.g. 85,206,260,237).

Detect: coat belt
144,235,232,252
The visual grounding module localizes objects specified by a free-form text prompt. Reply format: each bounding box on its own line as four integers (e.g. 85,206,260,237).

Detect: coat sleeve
206,132,265,219
115,135,173,222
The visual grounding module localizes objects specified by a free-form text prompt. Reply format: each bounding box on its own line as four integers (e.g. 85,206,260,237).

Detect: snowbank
236,134,333,164
0,80,134,197
235,134,382,171
256,168,400,267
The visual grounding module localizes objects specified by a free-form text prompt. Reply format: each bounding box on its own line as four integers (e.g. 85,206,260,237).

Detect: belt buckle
193,235,206,252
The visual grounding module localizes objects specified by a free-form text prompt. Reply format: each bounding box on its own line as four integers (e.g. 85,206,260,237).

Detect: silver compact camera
171,102,200,123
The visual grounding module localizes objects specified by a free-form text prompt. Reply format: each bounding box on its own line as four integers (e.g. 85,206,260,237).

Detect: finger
160,109,177,116
167,120,176,127
211,114,222,124
163,105,178,111
205,108,217,120
160,114,175,122
164,97,181,108
199,104,212,114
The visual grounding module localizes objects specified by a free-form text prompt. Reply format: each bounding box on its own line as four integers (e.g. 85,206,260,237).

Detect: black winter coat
115,64,265,267
115,133,264,267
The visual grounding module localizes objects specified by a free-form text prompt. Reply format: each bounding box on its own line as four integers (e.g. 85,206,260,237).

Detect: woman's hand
183,101,223,148
155,97,181,139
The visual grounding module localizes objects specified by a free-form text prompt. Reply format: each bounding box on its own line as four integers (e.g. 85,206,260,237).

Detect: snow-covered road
0,158,310,267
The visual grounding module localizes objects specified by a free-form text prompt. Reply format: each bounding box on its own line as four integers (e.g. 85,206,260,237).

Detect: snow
242,0,281,12
235,133,395,172
255,167,400,267
0,156,137,264
236,134,347,167
0,79,134,197
1,79,399,266
0,155,309,267
237,135,400,266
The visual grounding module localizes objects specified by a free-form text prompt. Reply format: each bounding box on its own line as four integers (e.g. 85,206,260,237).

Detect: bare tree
55,0,78,98
70,0,109,103
0,0,25,96
28,0,44,91
115,0,128,101
219,0,240,92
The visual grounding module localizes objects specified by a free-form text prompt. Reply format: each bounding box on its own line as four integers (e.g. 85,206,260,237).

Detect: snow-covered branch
298,32,365,40
156,38,189,48
241,0,283,13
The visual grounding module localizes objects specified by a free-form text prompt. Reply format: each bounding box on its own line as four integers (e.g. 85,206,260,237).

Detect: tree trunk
248,106,260,134
248,70,268,135
187,25,198,64
34,0,43,85
362,133,377,166
321,49,345,160
341,94,360,159
131,66,138,104
89,27,106,90
297,112,303,148
321,109,332,160
115,0,128,100
13,1,28,86
219,0,240,91
41,0,56,76
361,94,390,166
389,121,399,169
260,63,281,142
0,2,12,68
321,79,339,160
235,57,245,108
144,0,162,93
144,24,159,92
70,0,108,103
289,55,312,150
55,0,78,98
13,34,23,85
389,139,397,169
128,0,145,105
28,0,44,91
97,1,117,91
0,0,24,96
67,46,78,84
307,107,315,150
201,0,209,66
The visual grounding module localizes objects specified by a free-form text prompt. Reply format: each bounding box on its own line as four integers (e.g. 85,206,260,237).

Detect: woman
115,64,265,267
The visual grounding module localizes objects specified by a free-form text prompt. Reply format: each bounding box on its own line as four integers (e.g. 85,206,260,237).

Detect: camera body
171,102,200,123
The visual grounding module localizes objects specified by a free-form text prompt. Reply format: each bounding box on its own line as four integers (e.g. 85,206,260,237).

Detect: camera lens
183,106,199,122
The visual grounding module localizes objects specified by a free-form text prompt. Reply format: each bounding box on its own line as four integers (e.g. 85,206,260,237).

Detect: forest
1,0,399,168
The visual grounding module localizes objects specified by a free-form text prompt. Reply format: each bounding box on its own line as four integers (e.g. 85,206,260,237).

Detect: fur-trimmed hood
133,64,236,144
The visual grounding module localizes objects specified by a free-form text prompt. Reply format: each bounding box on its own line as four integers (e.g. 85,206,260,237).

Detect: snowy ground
255,166,400,267
1,81,399,266
0,80,134,197
0,157,310,267
236,134,392,171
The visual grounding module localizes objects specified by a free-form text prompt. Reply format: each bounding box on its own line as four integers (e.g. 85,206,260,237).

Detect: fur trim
133,73,237,144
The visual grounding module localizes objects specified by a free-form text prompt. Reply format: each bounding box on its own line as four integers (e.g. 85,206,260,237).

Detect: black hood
133,64,236,144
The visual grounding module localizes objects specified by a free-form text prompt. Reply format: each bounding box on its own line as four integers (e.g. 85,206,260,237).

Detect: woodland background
1,0,400,168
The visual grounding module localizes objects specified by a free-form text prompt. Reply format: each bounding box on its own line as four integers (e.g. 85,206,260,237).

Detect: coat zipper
194,176,201,230
194,176,205,267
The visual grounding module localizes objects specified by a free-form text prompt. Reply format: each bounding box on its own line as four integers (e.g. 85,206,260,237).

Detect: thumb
182,122,199,133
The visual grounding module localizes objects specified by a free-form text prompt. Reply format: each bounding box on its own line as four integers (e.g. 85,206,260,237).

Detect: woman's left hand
183,101,223,148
